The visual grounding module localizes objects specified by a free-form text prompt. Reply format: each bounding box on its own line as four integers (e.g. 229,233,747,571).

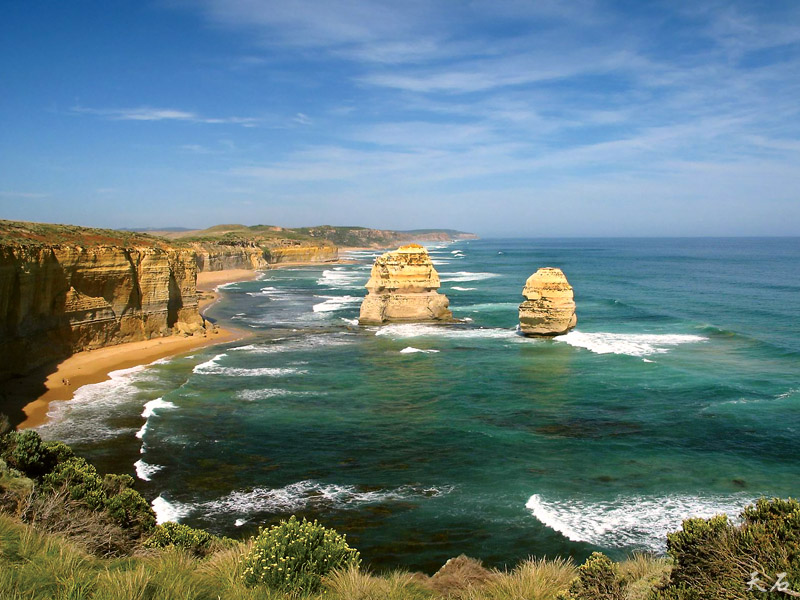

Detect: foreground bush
242,515,361,594
655,497,800,599
145,521,233,556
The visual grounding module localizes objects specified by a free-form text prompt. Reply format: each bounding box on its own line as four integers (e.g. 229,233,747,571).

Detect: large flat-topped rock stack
359,244,452,325
518,267,577,336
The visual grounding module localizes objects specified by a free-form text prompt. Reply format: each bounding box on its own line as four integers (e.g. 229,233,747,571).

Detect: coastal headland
0,219,476,429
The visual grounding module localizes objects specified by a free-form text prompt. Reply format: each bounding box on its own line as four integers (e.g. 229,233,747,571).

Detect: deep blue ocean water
37,238,800,572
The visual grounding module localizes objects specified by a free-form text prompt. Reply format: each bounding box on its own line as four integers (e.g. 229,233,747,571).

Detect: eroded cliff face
191,240,337,271
191,241,269,272
0,243,204,379
264,242,338,264
359,244,452,325
518,267,577,336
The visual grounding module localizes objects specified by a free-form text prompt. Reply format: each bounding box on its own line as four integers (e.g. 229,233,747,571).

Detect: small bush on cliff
0,430,74,479
242,515,361,594
145,521,225,556
558,552,624,600
43,456,155,534
654,497,800,599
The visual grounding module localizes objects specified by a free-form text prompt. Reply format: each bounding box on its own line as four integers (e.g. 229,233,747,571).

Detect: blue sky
1,1,799,236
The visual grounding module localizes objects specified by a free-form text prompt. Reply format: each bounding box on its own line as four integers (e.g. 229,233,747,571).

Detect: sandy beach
17,269,259,429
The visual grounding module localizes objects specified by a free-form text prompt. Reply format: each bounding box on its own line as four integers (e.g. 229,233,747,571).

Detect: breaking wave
526,493,754,552
439,271,500,283
555,331,707,357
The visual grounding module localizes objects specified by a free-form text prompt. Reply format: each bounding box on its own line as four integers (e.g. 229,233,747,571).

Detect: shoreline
17,269,260,430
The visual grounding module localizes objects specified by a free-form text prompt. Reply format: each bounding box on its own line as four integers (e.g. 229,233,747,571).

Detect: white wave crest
312,295,362,312
236,388,318,401
439,271,499,282
376,323,517,340
526,493,754,552
317,269,365,289
193,353,304,377
142,398,178,418
399,347,440,354
152,495,193,525
134,459,163,481
199,480,454,517
555,331,707,357
450,286,476,291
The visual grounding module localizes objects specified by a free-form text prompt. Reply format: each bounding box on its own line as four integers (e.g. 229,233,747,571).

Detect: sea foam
555,331,707,357
376,323,517,340
134,459,163,482
526,493,754,552
312,295,361,312
399,347,440,354
439,271,499,283
193,353,305,377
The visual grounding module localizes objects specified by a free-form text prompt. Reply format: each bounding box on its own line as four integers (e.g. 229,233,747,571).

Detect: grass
0,513,671,600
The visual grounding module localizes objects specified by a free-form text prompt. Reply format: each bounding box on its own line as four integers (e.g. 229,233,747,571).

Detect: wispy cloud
0,191,50,199
71,105,262,126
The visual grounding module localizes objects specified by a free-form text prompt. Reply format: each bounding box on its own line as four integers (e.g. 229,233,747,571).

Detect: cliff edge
0,220,205,380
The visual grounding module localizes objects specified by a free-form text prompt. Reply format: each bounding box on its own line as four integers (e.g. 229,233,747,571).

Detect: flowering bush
242,515,360,593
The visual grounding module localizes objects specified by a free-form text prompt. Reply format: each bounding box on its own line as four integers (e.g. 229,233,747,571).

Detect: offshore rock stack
359,244,452,325
518,267,577,336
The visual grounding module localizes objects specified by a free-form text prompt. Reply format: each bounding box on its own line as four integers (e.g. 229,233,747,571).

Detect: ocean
36,237,800,572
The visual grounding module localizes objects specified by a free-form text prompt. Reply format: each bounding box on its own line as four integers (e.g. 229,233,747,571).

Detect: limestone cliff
187,238,337,272
518,267,577,336
0,221,205,380
359,244,452,325
190,241,269,272
264,241,338,264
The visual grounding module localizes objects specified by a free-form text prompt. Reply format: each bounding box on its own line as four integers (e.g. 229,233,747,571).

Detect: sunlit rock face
358,244,452,325
518,267,577,336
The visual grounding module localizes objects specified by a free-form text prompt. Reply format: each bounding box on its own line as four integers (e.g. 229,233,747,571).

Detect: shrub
145,521,217,555
242,515,361,594
43,457,106,509
559,552,624,600
0,431,74,479
43,456,156,533
656,498,800,599
104,488,156,533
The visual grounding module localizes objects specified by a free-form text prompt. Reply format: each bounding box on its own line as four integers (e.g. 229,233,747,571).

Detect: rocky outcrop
359,244,452,325
0,242,204,380
264,242,338,265
518,267,577,336
191,241,269,272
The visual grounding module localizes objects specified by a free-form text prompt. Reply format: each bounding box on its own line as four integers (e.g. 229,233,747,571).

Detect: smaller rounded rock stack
518,267,577,336
359,244,452,325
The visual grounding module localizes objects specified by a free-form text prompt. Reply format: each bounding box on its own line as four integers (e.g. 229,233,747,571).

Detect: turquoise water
37,238,800,571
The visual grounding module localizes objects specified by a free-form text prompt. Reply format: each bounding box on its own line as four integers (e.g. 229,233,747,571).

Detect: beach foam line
312,295,362,312
554,331,707,357
134,459,163,482
439,271,499,283
526,493,754,552
35,365,152,444
376,323,518,340
399,347,440,354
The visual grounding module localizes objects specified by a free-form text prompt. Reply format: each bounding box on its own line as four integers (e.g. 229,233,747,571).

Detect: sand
18,269,259,430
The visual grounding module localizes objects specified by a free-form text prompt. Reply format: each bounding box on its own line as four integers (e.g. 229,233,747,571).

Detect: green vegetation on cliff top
0,219,172,249
0,220,476,250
